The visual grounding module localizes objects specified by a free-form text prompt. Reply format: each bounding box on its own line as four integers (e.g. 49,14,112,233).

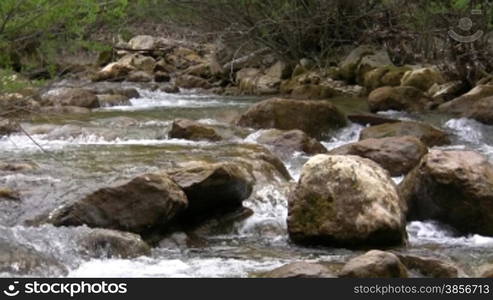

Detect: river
1,85,493,277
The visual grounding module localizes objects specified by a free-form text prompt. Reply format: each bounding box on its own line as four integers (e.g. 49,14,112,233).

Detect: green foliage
0,0,128,73
0,69,45,93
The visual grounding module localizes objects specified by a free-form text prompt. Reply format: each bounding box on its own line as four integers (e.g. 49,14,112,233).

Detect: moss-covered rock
401,67,445,91
368,86,432,112
288,155,406,248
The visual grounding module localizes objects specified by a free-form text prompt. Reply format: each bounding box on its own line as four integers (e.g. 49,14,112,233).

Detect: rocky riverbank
2,35,493,278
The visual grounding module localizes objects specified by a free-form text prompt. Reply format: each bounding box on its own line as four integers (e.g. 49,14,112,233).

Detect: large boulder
339,250,408,278
360,121,450,147
40,88,99,108
169,119,222,142
261,262,335,278
252,129,327,157
399,150,493,235
237,98,347,139
368,86,431,112
119,54,156,73
49,173,188,234
400,67,445,91
78,229,150,259
167,161,254,223
465,96,493,125
288,155,406,248
329,136,428,176
439,85,493,115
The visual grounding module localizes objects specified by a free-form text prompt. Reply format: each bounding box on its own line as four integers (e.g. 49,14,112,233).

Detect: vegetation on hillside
0,0,492,87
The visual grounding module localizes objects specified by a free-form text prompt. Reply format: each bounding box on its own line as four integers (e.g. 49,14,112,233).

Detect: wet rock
329,136,428,176
401,67,445,91
40,88,99,108
97,94,131,107
49,173,188,234
167,161,253,223
439,85,493,115
127,71,153,83
78,228,150,259
397,254,461,278
347,113,400,126
237,98,347,139
175,74,211,89
339,250,408,278
465,96,493,125
0,187,20,201
0,117,19,136
161,84,180,94
399,150,493,236
155,71,171,83
262,262,335,278
360,121,450,147
477,264,493,278
288,155,406,248
368,86,431,112
253,129,327,157
0,236,67,276
0,162,37,172
169,119,222,142
39,106,91,114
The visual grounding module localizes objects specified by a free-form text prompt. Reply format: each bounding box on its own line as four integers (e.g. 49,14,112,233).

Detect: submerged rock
40,88,99,108
237,98,347,138
97,94,131,107
253,129,327,157
78,228,150,259
169,119,222,142
288,155,406,248
49,173,188,234
339,250,408,278
329,136,428,176
360,121,450,147
399,150,493,236
0,236,66,277
261,262,335,278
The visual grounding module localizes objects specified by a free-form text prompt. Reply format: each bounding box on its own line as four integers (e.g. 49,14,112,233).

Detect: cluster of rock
261,250,464,278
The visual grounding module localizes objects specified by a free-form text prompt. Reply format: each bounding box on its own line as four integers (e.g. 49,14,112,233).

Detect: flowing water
1,85,493,277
